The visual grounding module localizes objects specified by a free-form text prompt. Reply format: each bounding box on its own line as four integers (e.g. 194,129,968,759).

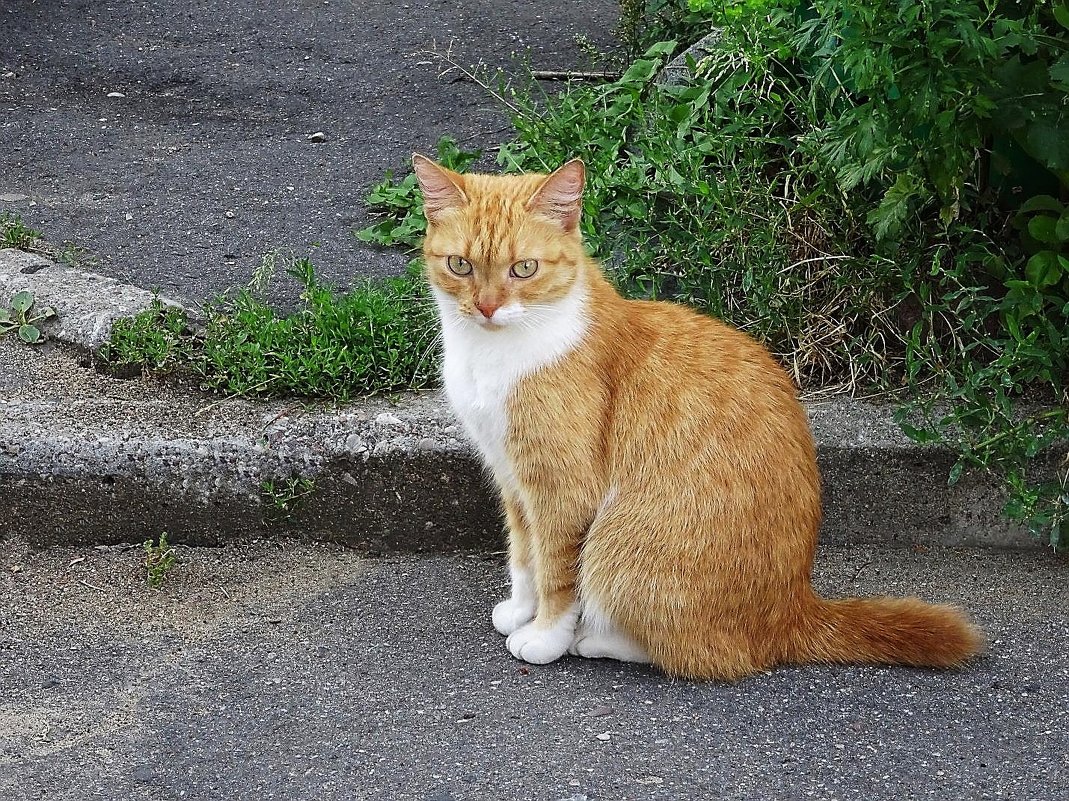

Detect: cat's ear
412,153,468,223
526,159,585,233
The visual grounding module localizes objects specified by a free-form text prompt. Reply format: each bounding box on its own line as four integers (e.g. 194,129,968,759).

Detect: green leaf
620,58,660,85
10,290,32,314
18,324,40,343
0,309,9,323
1027,215,1059,245
1025,251,1063,287
899,422,941,444
1018,195,1064,215
1054,5,1069,31
1056,213,1069,243
1026,124,1069,172
644,40,678,59
1050,58,1069,89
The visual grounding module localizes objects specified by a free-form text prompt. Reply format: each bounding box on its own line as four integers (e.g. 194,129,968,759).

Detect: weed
103,297,190,372
357,136,481,251
100,255,440,398
0,290,55,344
143,532,177,589
0,212,41,250
261,476,316,518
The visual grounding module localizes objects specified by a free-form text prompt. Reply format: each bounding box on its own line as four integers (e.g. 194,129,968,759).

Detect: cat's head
412,155,589,329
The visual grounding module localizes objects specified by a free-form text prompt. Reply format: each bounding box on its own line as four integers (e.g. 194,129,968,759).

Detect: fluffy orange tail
790,596,984,668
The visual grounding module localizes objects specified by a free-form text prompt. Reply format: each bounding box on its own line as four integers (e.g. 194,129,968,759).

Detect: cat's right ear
412,153,468,223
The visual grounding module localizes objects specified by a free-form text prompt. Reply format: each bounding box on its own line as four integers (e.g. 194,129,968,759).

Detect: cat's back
588,293,816,480
597,294,798,403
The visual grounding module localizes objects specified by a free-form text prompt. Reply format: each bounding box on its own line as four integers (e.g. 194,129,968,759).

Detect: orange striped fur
412,154,984,680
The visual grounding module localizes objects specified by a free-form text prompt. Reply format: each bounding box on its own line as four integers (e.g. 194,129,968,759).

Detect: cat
411,153,983,680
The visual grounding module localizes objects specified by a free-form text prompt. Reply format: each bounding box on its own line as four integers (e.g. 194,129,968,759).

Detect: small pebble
307,131,328,143
106,91,126,98
595,732,611,741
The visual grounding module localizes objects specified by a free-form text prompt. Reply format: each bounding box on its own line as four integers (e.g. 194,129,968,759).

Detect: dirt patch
0,536,366,640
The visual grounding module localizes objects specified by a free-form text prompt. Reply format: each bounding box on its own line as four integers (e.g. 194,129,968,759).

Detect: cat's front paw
492,597,537,636
505,618,575,665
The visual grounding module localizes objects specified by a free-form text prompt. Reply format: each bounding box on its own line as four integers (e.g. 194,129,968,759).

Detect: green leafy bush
357,136,481,250
791,0,1068,542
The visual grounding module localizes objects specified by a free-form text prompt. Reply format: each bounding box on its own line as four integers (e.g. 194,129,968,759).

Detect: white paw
569,627,651,663
492,597,536,636
506,618,576,665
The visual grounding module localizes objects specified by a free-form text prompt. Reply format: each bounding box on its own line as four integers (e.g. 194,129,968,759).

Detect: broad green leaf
10,290,32,313
1025,251,1062,286
18,324,40,343
1050,58,1069,88
644,41,678,59
1056,213,1069,243
620,58,659,85
0,309,9,323
1018,195,1064,214
1027,214,1059,244
1055,5,1069,31
1026,124,1069,171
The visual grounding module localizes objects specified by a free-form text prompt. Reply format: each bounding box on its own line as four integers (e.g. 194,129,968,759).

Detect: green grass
100,255,439,399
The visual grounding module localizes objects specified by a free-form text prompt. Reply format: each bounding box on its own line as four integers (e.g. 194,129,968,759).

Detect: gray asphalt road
0,0,620,304
1,539,1066,800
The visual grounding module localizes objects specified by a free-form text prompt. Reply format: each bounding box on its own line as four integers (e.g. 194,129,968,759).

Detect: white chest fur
431,283,589,492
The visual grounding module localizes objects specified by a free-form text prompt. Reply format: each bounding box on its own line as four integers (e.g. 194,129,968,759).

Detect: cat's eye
510,259,538,279
446,255,473,276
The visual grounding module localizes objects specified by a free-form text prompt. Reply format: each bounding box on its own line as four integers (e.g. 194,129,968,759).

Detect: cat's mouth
473,315,507,329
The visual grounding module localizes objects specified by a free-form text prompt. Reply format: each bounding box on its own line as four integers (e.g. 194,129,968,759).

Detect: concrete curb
0,250,1043,552
0,390,1041,551
0,248,183,351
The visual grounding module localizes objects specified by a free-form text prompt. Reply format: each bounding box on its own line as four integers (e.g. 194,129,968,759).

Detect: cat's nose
475,301,501,319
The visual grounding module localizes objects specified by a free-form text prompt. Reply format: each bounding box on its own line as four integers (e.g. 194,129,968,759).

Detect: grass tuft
100,255,439,399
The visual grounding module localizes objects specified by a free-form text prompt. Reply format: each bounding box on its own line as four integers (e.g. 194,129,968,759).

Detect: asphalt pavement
1,538,1066,801
0,0,620,304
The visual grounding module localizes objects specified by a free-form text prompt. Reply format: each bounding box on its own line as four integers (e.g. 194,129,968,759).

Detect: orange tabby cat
412,153,983,679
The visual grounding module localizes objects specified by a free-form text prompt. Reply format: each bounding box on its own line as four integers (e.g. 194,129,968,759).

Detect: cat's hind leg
492,494,538,635
569,598,651,663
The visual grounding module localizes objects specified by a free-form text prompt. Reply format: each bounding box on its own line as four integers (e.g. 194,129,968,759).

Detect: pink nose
476,301,500,319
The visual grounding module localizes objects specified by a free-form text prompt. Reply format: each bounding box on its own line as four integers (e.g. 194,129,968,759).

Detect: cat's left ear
527,159,585,233
412,153,468,223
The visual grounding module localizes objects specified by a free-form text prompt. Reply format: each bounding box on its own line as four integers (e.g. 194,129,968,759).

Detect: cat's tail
788,595,984,668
